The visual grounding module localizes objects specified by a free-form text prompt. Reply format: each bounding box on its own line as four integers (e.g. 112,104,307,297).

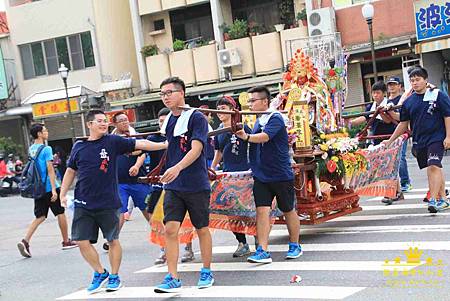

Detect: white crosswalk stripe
58,186,449,300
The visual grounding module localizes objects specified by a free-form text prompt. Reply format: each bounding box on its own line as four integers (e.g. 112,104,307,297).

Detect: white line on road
210,241,450,254
268,224,450,236
361,204,426,211
57,286,366,300
330,212,450,222
362,194,428,202
136,261,421,274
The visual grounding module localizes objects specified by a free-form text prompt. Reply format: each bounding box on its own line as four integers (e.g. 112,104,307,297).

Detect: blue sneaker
154,273,182,293
197,267,214,289
428,198,438,213
106,274,123,292
286,242,303,259
401,183,412,192
436,199,450,212
87,269,109,294
247,246,272,263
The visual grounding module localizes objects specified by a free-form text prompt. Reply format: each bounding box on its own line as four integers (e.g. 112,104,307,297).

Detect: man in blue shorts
60,110,167,294
384,66,450,213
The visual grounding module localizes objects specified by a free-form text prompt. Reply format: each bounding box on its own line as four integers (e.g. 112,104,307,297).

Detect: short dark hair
216,96,235,109
86,109,105,122
247,85,271,100
160,76,186,93
408,66,428,79
372,81,387,93
30,123,45,139
158,107,170,117
112,111,127,123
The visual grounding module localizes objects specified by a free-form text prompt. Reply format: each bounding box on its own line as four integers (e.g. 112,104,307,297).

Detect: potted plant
228,19,248,40
296,8,307,27
169,39,196,85
278,0,295,28
141,44,158,57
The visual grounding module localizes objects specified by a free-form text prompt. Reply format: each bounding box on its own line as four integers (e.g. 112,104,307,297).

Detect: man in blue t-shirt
59,110,167,294
235,85,302,264
17,124,77,259
384,66,450,213
112,112,151,231
211,96,252,258
153,77,214,293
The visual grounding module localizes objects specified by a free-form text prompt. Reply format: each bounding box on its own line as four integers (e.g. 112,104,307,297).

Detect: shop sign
0,48,8,100
32,99,79,119
415,0,450,41
105,109,136,124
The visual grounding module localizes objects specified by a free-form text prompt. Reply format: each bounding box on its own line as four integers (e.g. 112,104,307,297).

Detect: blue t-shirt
29,144,60,192
68,135,136,210
164,111,210,192
214,124,251,172
364,100,397,145
249,113,294,182
147,134,167,173
117,151,146,184
401,90,450,149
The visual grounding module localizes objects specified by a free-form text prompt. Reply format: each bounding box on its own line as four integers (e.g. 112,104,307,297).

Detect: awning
109,73,283,107
22,85,96,105
345,35,414,55
98,78,133,93
415,37,450,54
0,105,32,119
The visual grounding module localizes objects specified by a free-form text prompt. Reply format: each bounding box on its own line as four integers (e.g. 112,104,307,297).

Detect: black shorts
146,189,163,214
163,190,210,229
415,142,445,169
253,178,295,213
34,188,65,218
71,207,120,243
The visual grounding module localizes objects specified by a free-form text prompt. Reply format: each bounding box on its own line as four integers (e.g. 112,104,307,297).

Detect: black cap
386,76,401,84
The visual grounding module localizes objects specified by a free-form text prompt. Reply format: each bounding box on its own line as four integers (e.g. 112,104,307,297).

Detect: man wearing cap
386,77,412,193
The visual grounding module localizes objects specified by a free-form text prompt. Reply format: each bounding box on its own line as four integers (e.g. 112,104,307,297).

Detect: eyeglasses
116,119,129,123
159,89,181,98
248,97,266,103
90,119,109,124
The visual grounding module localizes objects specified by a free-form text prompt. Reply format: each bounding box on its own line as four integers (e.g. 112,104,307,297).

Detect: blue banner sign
415,0,450,41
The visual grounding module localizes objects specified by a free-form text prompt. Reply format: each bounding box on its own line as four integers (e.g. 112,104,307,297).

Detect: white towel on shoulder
160,105,196,137
423,88,439,102
369,98,388,120
258,108,289,129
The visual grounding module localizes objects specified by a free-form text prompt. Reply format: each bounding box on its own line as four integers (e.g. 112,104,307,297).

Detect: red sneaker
62,239,78,250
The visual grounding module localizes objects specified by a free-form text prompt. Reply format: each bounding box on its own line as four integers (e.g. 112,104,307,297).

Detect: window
333,0,367,9
170,4,214,42
231,0,280,32
19,32,96,80
154,19,165,31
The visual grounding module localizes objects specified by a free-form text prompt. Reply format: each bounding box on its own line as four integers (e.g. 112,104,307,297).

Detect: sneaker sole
198,278,215,289
233,251,251,258
154,287,182,293
286,250,303,259
62,245,79,250
181,257,194,263
106,283,123,292
17,243,31,258
247,258,272,263
87,277,109,295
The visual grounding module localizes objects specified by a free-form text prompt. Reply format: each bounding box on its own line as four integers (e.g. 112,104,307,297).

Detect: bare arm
160,140,203,184
349,116,367,127
385,121,410,147
46,161,58,202
235,129,270,144
211,150,223,170
129,153,146,176
444,117,450,149
135,140,167,151
60,167,77,207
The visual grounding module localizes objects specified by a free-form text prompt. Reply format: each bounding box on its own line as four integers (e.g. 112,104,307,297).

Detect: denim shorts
71,207,120,243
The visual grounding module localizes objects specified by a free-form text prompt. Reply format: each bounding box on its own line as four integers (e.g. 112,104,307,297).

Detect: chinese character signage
415,0,450,41
104,109,136,124
32,99,80,119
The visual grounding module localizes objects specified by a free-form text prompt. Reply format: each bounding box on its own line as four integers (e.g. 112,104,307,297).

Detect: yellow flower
320,133,326,139
320,144,329,151
331,156,339,162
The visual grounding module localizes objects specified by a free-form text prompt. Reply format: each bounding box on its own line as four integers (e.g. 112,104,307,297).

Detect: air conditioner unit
218,48,241,68
307,7,336,37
